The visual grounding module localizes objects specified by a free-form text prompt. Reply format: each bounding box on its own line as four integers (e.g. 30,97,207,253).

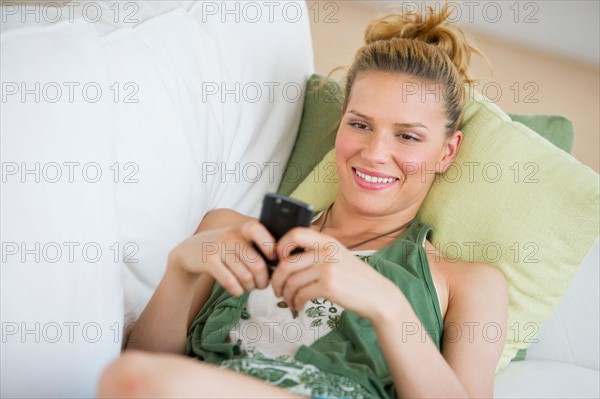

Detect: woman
98,6,508,398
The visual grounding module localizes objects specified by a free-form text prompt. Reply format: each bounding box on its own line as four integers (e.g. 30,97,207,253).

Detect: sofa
1,1,598,397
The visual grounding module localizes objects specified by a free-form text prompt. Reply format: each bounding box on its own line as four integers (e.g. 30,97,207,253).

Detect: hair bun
364,5,484,83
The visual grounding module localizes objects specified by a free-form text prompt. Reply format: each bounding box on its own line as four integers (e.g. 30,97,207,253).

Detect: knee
97,350,159,398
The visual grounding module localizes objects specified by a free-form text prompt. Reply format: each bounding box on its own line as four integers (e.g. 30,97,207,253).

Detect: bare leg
97,350,306,398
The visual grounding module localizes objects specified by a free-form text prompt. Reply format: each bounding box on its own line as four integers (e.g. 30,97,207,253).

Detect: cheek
334,127,360,160
395,148,436,164
394,147,444,178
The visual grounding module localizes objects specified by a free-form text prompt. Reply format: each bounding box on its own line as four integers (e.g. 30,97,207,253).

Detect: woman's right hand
168,218,278,297
127,209,277,353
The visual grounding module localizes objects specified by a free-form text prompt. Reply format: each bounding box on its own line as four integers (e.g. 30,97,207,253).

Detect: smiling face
334,71,462,218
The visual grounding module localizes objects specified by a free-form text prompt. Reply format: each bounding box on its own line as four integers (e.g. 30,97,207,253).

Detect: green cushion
280,74,599,373
278,77,343,196
509,114,574,153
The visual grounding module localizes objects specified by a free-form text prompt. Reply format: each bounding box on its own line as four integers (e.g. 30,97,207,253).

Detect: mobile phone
253,193,314,276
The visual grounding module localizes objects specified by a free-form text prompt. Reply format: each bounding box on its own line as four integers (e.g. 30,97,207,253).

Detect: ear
436,130,463,173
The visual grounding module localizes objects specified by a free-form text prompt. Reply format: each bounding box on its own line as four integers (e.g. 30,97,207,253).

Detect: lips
352,167,399,190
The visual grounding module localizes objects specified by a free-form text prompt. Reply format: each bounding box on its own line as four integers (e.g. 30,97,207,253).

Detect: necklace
276,203,414,318
318,203,415,250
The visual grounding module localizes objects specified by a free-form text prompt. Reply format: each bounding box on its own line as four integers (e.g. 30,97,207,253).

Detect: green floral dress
219,344,375,398
219,253,376,398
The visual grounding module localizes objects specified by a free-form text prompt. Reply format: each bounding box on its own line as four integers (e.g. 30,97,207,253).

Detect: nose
361,132,391,164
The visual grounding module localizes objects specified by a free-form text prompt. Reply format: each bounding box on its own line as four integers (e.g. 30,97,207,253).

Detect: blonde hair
339,4,489,135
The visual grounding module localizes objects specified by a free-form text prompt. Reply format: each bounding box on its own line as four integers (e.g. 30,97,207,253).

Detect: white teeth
354,169,396,184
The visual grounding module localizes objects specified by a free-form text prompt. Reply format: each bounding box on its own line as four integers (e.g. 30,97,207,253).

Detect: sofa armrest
525,240,599,370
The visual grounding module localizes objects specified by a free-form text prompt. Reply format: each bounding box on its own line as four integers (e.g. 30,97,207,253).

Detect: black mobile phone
253,193,314,276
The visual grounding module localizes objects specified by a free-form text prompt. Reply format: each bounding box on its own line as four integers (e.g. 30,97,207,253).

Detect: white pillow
1,19,122,398
104,2,314,324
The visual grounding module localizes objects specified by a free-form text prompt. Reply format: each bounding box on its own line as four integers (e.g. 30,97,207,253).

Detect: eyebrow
348,110,430,131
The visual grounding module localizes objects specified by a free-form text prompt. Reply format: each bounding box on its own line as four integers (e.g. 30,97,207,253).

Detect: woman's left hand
270,227,405,323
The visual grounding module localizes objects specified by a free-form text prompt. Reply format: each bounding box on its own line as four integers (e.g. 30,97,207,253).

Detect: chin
343,190,395,214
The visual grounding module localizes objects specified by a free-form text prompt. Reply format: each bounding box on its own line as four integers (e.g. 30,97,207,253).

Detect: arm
372,263,508,398
126,208,267,354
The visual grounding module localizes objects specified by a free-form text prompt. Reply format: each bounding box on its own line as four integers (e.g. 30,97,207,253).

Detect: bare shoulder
195,208,256,234
424,240,508,319
446,259,508,298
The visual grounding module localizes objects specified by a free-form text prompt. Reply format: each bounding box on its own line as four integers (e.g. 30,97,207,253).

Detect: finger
276,227,330,261
291,281,326,312
281,264,322,310
241,244,269,289
239,243,270,290
222,251,255,293
271,248,317,298
240,220,277,261
208,261,244,297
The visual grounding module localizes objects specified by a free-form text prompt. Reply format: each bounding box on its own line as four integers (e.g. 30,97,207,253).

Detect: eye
348,121,371,131
396,132,420,142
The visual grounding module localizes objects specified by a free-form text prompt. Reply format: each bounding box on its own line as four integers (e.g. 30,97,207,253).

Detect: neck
317,197,418,250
